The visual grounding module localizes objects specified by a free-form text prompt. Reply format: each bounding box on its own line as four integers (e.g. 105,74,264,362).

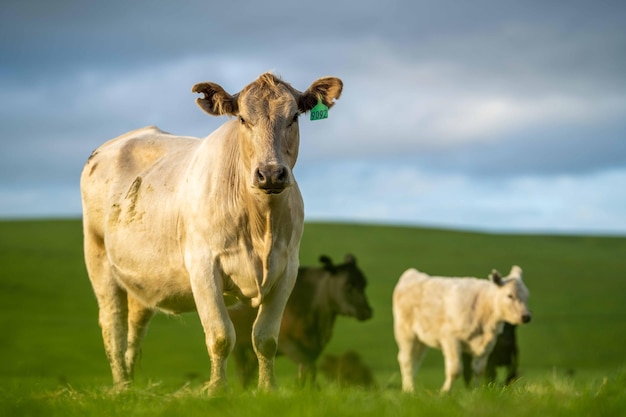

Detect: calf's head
490,265,531,325
320,254,373,321
192,73,343,194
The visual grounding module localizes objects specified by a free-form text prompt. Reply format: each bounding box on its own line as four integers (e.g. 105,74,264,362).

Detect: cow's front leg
278,337,317,388
190,267,235,394
469,336,498,387
252,277,294,391
441,339,462,392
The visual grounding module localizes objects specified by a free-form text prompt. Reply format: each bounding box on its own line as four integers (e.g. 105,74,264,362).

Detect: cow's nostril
256,168,267,187
276,167,286,183
254,164,289,191
522,314,532,324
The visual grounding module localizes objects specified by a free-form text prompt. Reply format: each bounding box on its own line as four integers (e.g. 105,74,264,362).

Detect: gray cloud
1,0,625,233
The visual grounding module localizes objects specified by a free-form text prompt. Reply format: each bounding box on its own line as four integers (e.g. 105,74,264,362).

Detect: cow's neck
467,287,503,342
218,127,295,251
193,125,301,284
310,274,339,341
246,193,288,234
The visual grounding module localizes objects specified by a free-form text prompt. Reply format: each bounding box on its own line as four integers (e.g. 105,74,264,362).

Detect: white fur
81,74,341,392
392,266,530,392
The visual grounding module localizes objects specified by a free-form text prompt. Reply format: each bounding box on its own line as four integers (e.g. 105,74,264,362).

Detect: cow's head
320,254,373,321
192,73,342,195
490,265,531,325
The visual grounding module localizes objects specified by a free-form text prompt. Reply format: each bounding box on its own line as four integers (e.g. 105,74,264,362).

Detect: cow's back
393,269,491,346
81,126,200,231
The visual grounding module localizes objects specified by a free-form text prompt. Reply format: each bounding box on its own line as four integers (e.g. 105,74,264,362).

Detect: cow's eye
507,294,515,300
288,113,299,127
239,116,246,125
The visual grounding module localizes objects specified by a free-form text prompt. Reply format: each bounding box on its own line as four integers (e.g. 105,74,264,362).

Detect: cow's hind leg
296,361,317,389
396,336,427,393
125,294,154,381
84,233,130,388
231,344,258,388
98,284,130,388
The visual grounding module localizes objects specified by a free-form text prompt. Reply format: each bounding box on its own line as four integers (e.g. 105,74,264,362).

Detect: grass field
1,219,625,416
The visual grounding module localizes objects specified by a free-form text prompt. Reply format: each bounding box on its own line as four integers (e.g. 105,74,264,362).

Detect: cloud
299,161,626,235
0,0,625,235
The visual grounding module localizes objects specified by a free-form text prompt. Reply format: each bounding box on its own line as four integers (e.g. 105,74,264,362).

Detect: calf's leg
471,354,489,387
396,336,427,393
504,350,519,385
484,357,497,384
441,339,462,392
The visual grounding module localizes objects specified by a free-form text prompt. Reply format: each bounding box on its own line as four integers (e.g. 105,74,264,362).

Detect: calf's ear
344,254,357,265
489,269,503,286
319,255,336,272
192,82,239,116
299,76,343,112
509,265,523,280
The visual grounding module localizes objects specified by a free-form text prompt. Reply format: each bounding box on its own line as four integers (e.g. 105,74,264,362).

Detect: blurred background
1,0,625,235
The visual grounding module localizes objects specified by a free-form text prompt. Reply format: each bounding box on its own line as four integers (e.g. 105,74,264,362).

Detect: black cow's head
320,254,373,321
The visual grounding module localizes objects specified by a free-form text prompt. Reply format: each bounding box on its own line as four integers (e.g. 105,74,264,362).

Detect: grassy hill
301,222,626,384
1,219,625,415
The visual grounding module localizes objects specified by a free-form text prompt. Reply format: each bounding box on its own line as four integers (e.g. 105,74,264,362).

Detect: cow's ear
489,269,503,286
344,254,356,265
192,82,239,116
299,76,343,112
319,255,335,271
509,265,523,280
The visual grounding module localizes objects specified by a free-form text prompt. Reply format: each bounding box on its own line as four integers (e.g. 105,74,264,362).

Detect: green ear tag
310,100,329,121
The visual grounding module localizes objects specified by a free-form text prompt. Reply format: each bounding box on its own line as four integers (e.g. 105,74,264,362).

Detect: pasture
1,219,625,416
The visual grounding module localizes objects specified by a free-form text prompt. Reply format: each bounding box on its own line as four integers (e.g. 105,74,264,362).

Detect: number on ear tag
310,100,329,121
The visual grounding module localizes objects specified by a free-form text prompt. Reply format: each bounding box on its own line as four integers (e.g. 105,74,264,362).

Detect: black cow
229,254,373,387
462,322,519,386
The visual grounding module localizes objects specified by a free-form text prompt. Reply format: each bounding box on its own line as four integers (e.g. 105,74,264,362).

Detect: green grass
1,219,626,416
2,371,626,417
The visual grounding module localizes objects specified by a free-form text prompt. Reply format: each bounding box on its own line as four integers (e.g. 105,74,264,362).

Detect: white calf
392,266,531,392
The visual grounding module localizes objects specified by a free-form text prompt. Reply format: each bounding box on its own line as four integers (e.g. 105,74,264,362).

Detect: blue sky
1,0,625,235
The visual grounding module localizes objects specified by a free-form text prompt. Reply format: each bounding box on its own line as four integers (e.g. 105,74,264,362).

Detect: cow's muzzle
521,313,532,324
356,306,373,321
254,164,290,193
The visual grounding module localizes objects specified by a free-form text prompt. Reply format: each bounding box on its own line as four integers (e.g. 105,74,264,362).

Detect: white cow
392,266,531,392
80,73,342,392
